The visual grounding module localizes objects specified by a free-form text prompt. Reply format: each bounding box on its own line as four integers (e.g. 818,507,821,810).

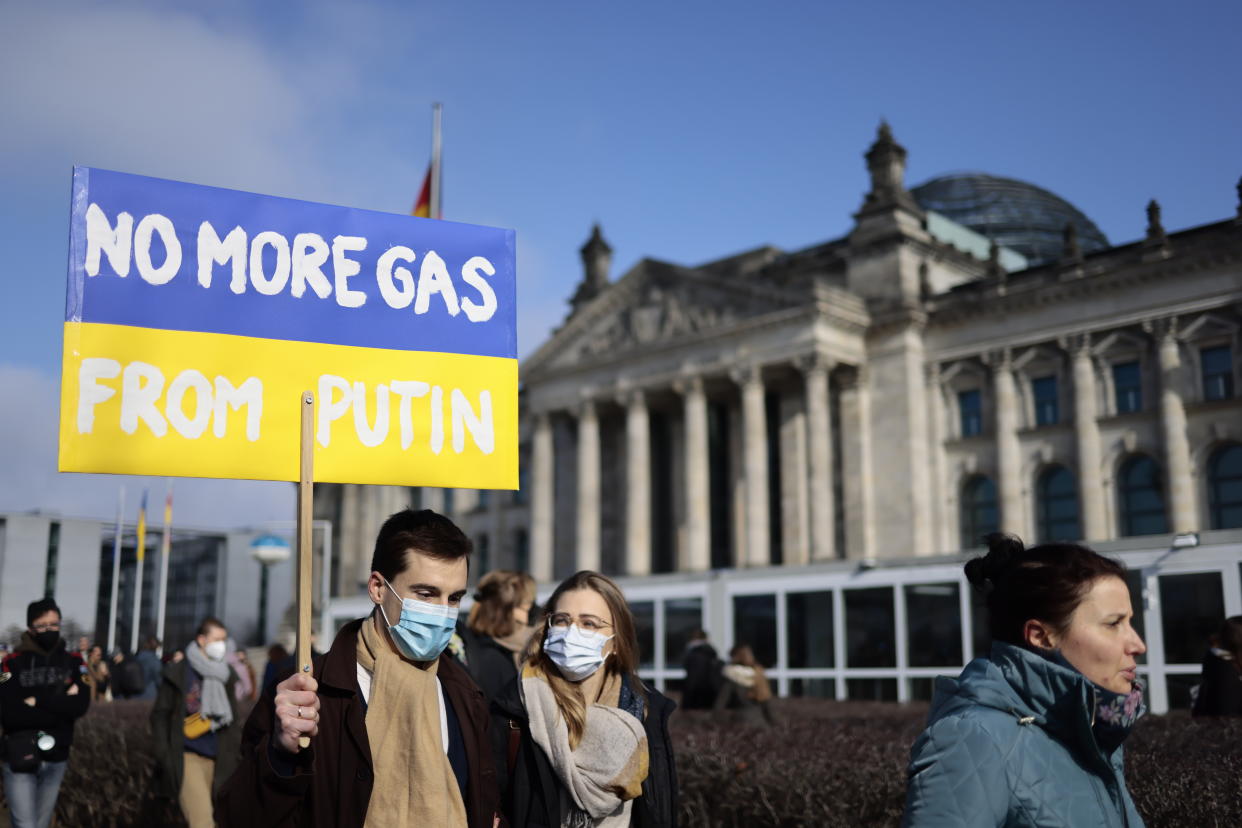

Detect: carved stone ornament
578,282,738,358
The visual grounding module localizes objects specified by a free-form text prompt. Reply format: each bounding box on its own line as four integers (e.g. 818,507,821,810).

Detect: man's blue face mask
378,577,459,662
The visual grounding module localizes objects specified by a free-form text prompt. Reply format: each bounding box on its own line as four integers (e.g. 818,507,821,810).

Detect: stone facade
321,125,1242,589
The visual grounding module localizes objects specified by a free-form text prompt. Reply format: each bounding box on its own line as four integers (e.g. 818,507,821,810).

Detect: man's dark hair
371,509,471,582
196,616,227,638
27,597,61,626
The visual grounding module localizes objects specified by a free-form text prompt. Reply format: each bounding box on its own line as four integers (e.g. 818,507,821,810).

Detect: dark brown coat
215,618,502,828
150,659,243,802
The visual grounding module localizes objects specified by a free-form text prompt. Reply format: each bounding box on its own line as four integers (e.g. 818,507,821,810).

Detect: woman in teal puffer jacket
903,534,1147,827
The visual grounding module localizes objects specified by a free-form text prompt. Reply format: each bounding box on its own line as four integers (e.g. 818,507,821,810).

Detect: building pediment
523,258,802,379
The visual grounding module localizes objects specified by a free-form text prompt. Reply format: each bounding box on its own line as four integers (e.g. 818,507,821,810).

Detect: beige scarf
520,662,648,828
357,616,467,828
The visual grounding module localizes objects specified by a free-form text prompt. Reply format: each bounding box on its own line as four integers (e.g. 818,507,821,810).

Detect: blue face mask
378,578,459,662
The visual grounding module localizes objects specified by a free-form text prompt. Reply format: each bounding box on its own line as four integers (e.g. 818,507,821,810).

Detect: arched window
1208,444,1242,529
960,476,998,548
1118,455,1168,536
1036,465,1080,542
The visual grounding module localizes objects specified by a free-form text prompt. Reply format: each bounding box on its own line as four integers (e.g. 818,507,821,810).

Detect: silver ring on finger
297,706,303,719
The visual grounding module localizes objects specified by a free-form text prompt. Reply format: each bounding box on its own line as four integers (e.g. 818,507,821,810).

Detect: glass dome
911,173,1109,266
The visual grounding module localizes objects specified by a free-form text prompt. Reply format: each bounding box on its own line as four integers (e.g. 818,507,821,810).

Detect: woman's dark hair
965,533,1127,646
371,508,472,582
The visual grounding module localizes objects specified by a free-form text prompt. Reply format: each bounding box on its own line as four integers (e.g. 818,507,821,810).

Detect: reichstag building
323,124,1242,713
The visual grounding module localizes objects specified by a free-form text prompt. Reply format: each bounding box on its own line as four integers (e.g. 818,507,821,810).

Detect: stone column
676,375,711,571
991,350,1023,535
925,365,950,553
1068,335,1107,540
623,389,652,576
1153,319,1196,533
575,397,601,572
839,367,874,558
800,355,835,561
735,365,770,567
530,412,555,582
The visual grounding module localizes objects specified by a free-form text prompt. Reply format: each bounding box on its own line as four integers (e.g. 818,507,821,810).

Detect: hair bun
965,533,1026,589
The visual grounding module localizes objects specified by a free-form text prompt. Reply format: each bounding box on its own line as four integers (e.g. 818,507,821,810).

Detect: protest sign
59,167,518,489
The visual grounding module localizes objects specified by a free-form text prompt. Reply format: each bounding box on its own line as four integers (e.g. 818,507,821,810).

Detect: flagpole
154,481,173,657
430,102,442,219
130,489,148,655
106,485,125,654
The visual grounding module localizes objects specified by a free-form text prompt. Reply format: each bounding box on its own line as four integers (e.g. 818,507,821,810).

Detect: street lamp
250,534,291,647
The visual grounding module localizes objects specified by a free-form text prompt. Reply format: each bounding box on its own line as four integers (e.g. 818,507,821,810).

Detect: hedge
2,698,1238,826
676,699,1242,827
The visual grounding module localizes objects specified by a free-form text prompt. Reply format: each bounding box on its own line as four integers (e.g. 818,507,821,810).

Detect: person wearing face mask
492,570,678,828
150,616,241,828
216,508,503,828
903,534,1148,827
0,598,90,828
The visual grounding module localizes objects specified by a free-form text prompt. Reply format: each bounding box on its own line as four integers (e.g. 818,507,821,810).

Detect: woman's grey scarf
519,664,648,828
184,641,233,730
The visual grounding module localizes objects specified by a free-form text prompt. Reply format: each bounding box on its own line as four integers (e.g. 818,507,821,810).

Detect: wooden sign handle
296,391,314,749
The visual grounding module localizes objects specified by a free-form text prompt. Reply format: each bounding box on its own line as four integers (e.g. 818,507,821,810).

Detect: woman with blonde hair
492,570,677,827
460,570,538,703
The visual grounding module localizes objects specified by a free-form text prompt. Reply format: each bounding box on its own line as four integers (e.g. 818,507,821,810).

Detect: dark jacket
492,673,678,828
0,638,91,762
150,659,242,800
1192,649,1242,716
458,622,524,706
216,618,502,828
903,642,1143,827
136,649,162,700
680,641,721,711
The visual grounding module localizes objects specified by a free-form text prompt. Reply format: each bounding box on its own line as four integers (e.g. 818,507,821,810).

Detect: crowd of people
0,508,1239,827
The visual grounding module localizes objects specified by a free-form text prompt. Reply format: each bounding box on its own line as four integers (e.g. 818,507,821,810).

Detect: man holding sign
217,509,502,827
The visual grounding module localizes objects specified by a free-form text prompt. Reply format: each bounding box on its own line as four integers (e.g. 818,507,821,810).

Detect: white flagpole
106,486,124,654
430,102,443,220
154,481,173,657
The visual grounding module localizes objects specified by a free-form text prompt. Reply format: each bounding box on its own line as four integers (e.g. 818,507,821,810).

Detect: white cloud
0,363,292,529
0,3,343,199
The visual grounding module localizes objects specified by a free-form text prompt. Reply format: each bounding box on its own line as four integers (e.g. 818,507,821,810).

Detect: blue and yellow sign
59,168,517,488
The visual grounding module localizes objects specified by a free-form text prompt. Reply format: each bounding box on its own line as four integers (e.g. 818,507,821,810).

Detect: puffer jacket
902,642,1144,828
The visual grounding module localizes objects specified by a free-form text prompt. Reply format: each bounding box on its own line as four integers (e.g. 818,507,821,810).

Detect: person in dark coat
135,637,163,700
150,617,241,828
1192,615,1242,717
262,643,289,697
492,570,678,828
460,570,538,705
679,630,721,711
216,508,502,828
0,598,90,828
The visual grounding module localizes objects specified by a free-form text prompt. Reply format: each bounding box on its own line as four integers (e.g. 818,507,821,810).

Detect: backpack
115,657,146,697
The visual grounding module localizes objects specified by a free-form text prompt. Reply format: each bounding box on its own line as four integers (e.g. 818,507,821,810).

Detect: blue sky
2,0,1239,527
